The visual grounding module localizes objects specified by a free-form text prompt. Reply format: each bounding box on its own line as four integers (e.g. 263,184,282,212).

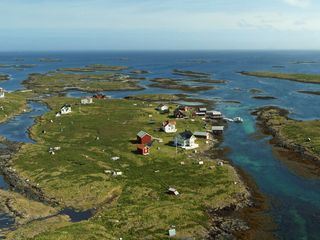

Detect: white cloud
283,0,311,8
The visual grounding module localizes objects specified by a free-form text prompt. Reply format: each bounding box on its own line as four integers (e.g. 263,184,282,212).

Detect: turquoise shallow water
0,51,320,239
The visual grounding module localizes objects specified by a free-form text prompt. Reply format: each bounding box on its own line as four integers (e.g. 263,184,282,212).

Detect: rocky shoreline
0,139,59,207
202,141,275,240
252,106,320,164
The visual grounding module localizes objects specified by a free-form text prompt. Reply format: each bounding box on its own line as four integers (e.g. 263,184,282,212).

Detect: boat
223,117,234,122
233,117,244,123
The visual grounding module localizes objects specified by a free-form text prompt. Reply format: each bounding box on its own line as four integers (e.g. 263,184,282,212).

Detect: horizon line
1,49,320,53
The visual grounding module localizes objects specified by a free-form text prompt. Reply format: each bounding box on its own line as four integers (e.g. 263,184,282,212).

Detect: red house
137,131,152,145
137,144,150,155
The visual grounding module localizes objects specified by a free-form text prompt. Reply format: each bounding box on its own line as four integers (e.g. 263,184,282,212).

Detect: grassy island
254,107,320,163
6,96,249,239
0,74,10,81
240,71,320,84
23,72,144,94
150,78,214,92
173,69,211,78
58,64,128,72
297,90,320,96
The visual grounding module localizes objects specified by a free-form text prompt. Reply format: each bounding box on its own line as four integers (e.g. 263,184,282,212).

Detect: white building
168,187,179,196
194,131,210,140
162,120,177,133
0,88,5,98
212,126,224,135
174,131,198,150
81,97,93,105
207,110,223,119
156,104,169,113
60,104,72,115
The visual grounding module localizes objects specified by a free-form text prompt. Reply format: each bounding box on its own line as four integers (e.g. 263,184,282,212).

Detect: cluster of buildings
133,104,228,155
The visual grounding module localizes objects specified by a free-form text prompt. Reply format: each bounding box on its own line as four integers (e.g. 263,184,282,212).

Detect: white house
81,97,93,105
0,88,5,98
162,120,177,133
60,104,72,115
168,187,180,196
156,104,169,113
174,130,198,150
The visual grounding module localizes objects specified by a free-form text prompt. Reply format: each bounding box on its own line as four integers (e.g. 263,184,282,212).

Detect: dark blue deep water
0,51,320,239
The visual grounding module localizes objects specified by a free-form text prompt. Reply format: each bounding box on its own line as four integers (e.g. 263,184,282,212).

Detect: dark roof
178,130,194,139
174,109,186,115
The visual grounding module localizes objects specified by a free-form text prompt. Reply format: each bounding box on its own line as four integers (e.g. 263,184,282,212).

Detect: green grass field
240,71,320,84
282,121,320,155
8,97,248,239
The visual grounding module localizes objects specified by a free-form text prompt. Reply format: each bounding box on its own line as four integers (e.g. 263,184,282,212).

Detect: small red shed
137,144,150,155
137,131,152,144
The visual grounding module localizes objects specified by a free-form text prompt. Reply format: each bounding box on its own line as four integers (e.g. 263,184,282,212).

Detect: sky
0,0,319,51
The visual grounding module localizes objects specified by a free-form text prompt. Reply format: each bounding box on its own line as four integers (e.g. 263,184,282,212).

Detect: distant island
58,64,128,72
0,74,10,81
240,71,320,84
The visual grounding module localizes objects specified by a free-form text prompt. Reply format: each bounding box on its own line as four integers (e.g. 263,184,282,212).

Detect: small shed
168,228,176,237
81,97,93,105
168,187,179,196
198,107,207,113
137,144,150,156
212,126,224,135
137,131,152,145
60,104,72,115
156,104,169,113
194,132,210,140
207,111,223,119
